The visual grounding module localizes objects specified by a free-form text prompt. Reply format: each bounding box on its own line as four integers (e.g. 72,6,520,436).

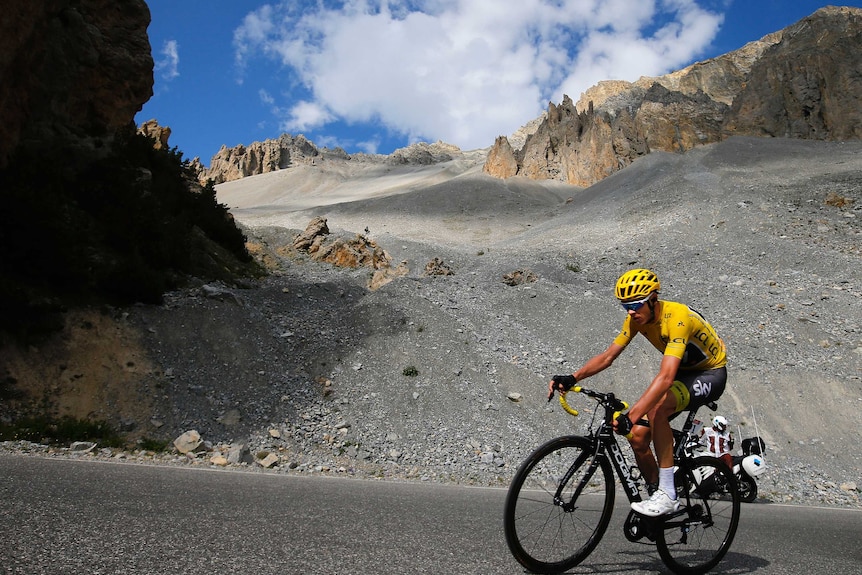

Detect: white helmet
712,415,728,431
742,454,766,477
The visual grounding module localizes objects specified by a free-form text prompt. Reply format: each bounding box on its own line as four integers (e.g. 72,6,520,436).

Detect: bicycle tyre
656,456,740,575
503,436,614,573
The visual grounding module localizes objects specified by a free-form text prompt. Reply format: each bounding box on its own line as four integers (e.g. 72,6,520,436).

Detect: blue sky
135,1,857,165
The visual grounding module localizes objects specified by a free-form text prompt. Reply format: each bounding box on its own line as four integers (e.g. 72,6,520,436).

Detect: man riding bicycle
548,268,727,517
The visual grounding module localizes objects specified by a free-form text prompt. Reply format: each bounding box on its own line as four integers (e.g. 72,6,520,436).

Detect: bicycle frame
594,420,643,502
553,429,641,512
561,389,715,507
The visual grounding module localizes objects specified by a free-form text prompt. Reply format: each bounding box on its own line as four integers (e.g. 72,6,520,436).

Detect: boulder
227,444,253,465
292,217,407,290
293,217,330,252
423,258,454,276
256,453,279,468
173,430,204,454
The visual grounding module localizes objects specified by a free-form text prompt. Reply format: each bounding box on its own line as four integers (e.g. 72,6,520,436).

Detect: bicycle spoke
504,436,615,574
656,456,740,574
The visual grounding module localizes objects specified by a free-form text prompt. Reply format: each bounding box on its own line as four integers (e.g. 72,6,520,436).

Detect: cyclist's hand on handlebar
547,374,577,401
613,413,634,437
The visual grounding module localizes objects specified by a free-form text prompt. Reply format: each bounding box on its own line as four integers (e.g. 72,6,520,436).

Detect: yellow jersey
613,300,727,370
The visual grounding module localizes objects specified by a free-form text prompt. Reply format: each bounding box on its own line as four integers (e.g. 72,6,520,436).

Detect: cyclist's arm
573,342,625,381
548,342,625,397
627,353,681,423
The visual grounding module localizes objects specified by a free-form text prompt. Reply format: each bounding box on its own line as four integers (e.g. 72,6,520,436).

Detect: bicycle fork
553,447,596,511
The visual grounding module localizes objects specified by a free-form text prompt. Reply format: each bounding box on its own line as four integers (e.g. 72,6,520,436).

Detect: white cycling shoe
631,489,679,517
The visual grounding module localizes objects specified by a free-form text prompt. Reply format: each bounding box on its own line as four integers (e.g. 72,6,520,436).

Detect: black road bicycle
503,385,741,575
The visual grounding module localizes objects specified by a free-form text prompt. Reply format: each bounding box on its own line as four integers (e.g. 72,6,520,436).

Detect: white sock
658,467,677,500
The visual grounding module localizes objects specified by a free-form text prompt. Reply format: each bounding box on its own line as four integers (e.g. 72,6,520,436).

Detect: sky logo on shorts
693,379,712,397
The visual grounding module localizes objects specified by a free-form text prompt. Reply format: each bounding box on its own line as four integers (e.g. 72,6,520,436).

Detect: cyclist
700,415,734,469
548,268,727,517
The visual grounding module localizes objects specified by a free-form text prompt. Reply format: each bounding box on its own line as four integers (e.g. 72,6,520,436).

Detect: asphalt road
1,454,860,574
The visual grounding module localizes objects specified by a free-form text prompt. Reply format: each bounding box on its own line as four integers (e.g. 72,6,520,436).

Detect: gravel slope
5,136,860,508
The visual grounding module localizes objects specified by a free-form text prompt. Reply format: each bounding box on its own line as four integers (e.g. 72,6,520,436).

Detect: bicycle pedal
623,510,659,542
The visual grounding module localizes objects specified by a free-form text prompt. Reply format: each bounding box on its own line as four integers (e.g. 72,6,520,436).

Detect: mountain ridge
487,5,862,186
192,6,862,190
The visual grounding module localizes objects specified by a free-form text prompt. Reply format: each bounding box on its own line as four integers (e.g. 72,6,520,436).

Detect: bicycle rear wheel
657,456,740,575
503,436,614,573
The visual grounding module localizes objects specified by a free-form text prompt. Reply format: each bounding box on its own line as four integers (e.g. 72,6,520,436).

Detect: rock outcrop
0,0,153,167
485,6,862,186
483,136,518,179
0,1,259,339
387,141,460,165
138,119,172,150
204,133,326,184
724,6,862,139
202,137,466,185
292,217,408,291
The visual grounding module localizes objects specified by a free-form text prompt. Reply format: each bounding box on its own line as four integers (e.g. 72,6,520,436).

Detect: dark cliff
0,0,154,168
0,0,256,339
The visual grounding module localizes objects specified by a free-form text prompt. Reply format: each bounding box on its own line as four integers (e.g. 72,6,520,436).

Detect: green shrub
0,130,257,339
137,437,170,452
402,366,419,377
0,415,123,447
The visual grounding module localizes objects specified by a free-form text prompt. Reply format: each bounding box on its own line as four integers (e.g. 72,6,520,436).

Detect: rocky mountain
197,6,862,190
200,135,467,185
0,0,153,168
484,5,862,186
4,134,859,510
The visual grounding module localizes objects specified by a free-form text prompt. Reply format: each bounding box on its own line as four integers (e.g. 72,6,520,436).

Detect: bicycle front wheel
503,436,614,573
657,456,741,575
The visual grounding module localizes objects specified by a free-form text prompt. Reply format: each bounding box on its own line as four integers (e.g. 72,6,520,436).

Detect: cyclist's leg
629,365,728,494
628,424,657,484
628,386,679,488
631,380,692,514
650,392,682,506
666,368,726,469
634,369,729,516
650,391,680,470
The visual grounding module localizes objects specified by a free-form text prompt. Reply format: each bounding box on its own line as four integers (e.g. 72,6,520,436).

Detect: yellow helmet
615,268,660,301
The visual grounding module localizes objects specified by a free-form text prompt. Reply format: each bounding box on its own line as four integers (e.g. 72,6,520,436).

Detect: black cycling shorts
669,366,727,414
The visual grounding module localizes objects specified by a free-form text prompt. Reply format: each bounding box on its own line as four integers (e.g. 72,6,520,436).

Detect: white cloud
233,4,275,82
258,89,275,106
233,0,724,150
155,40,179,81
280,100,336,132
